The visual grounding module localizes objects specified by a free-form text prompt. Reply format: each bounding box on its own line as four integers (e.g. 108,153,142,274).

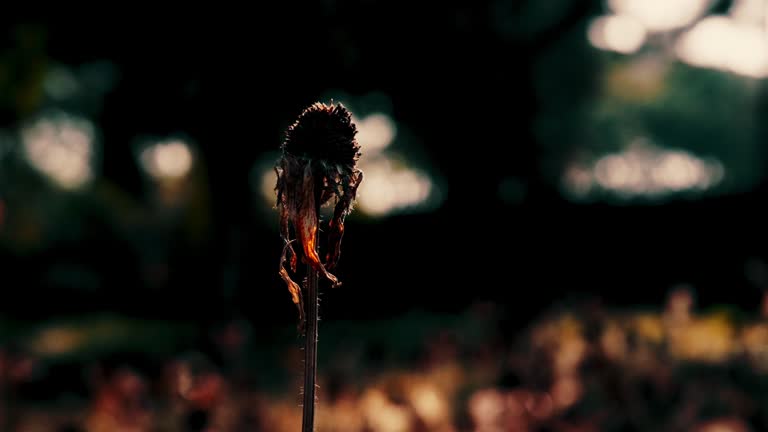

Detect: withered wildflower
276,102,363,323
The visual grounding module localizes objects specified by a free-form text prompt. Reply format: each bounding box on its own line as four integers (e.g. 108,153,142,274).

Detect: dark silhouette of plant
275,102,363,432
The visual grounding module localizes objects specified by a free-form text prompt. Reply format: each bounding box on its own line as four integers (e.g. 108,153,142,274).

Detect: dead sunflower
276,102,363,324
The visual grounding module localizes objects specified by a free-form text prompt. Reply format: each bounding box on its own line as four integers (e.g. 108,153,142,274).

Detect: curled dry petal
279,240,303,325
296,163,339,287
326,170,363,270
277,170,297,273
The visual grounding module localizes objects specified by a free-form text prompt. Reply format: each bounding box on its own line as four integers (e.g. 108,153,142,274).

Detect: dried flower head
276,102,363,323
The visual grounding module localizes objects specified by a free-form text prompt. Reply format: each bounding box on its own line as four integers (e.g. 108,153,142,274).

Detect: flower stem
302,237,319,432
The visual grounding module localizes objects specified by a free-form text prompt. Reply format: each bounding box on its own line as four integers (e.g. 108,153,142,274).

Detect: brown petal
279,200,297,272
279,240,304,326
295,164,340,287
326,170,363,271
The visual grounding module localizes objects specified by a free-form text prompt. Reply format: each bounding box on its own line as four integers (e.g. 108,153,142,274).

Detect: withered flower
276,102,363,322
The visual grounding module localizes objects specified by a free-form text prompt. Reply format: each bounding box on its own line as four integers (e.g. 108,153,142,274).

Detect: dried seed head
276,102,364,328
282,102,361,167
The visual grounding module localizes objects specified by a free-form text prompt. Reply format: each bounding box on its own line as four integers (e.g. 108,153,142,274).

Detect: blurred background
2,1,768,431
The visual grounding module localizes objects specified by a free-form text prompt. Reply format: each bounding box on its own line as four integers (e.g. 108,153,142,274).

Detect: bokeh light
695,418,751,432
139,139,194,181
259,165,278,206
356,158,434,217
588,14,647,54
407,382,449,428
28,326,85,355
21,112,96,190
730,0,768,25
353,110,440,217
591,0,768,78
608,0,711,32
361,389,413,432
563,139,724,200
676,15,768,78
352,112,396,154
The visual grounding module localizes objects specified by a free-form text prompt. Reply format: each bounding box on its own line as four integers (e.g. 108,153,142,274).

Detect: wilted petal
279,199,297,272
295,163,340,287
279,240,304,325
326,170,363,271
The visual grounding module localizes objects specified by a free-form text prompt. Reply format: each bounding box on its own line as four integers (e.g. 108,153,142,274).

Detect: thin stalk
302,232,319,432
